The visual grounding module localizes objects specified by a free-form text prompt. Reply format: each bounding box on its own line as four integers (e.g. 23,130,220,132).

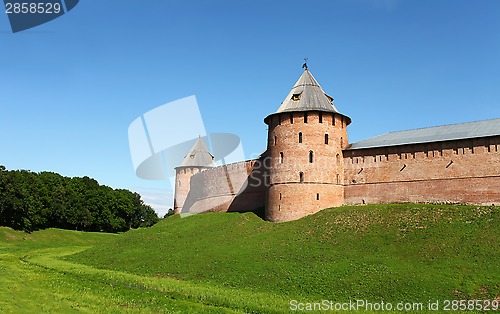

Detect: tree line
0,165,159,233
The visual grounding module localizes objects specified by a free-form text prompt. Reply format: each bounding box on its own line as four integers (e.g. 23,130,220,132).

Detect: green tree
0,166,159,233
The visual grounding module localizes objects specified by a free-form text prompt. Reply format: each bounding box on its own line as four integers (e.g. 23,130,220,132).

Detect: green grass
1,204,499,313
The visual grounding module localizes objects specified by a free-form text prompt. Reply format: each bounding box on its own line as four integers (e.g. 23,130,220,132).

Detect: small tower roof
265,68,350,124
179,137,216,168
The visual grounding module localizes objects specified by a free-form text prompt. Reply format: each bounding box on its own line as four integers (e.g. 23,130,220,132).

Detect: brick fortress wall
179,133,499,217
181,159,267,214
343,135,500,206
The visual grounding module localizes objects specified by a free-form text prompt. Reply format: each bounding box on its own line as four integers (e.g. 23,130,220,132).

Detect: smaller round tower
264,68,351,222
174,137,216,214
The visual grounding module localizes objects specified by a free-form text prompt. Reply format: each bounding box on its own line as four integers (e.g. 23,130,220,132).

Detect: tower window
298,132,303,143
290,113,294,124
304,112,308,123
292,93,301,101
280,152,284,163
279,193,282,200
340,137,344,148
309,151,314,163
336,174,340,184
299,172,304,183
274,135,277,146
319,112,323,123
325,134,329,145
336,153,340,165
316,193,320,200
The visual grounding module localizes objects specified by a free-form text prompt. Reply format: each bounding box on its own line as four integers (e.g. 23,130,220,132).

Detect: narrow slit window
299,172,304,183
316,193,320,200
274,135,277,146
340,137,344,148
298,132,303,143
280,152,284,163
309,151,314,163
325,134,329,144
304,112,308,123
319,112,323,123
290,113,294,124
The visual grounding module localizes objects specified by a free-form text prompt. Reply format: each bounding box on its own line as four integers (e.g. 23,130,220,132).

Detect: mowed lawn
1,204,499,313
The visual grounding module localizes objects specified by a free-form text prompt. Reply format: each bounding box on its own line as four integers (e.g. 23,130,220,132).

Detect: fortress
174,68,500,222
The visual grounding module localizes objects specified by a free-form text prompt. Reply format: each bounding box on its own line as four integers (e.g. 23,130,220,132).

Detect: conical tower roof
277,69,340,113
265,68,350,124
179,137,216,168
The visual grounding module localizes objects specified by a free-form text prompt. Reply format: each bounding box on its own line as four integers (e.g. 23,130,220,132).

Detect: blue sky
1,0,499,215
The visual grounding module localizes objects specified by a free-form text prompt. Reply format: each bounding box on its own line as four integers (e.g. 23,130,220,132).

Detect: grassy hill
1,204,499,313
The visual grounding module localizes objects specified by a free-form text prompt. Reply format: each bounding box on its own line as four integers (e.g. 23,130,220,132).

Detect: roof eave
264,109,351,126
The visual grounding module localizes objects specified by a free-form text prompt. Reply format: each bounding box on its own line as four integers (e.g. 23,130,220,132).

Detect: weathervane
302,58,308,70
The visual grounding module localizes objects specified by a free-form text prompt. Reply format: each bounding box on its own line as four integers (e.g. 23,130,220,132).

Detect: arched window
325,134,329,144
280,152,284,163
309,151,314,163
298,132,302,143
299,172,304,183
304,112,308,123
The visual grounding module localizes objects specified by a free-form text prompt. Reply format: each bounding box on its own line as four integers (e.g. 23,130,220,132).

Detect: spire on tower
302,58,308,70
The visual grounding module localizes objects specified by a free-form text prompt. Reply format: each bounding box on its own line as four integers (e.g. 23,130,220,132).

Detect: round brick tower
264,68,351,222
174,137,216,214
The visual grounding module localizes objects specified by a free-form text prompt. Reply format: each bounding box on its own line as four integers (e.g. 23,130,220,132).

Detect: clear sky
1,0,499,216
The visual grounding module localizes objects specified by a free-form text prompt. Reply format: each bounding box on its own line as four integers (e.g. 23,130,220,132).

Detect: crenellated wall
181,159,267,214
177,134,499,219
179,135,500,218
343,136,500,206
